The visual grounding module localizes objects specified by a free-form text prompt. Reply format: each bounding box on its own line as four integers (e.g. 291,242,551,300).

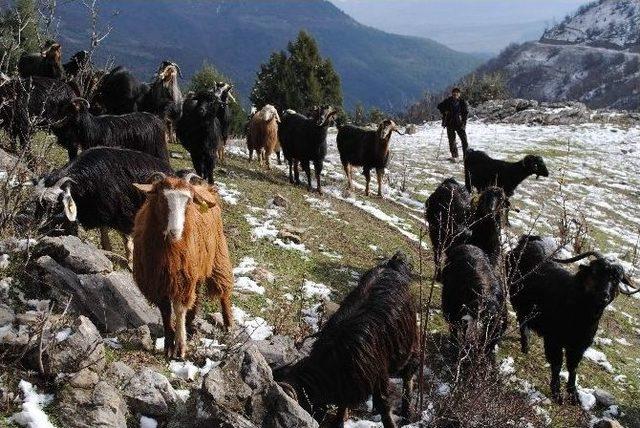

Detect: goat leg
519,323,530,354
186,299,200,339
121,233,134,270
100,228,113,252
333,407,348,428
544,338,563,404
159,298,175,359
565,347,584,405
373,382,397,428
314,160,323,194
276,150,282,165
364,168,371,196
376,168,384,198
173,300,188,360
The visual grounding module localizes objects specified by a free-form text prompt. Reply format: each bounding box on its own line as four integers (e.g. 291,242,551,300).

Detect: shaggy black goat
336,119,403,197
441,244,507,359
440,187,508,358
138,61,183,143
425,178,472,279
213,82,235,163
464,149,549,197
274,252,418,428
279,106,337,193
34,147,173,262
18,41,63,79
62,51,90,79
0,75,76,153
92,65,148,115
56,98,169,161
507,235,638,404
176,90,222,184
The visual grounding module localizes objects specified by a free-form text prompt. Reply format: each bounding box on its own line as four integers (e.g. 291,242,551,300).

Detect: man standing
437,88,469,162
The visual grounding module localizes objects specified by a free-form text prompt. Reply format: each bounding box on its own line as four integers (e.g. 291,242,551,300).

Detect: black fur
176,90,222,184
62,51,90,79
18,47,63,79
274,252,417,428
56,99,168,162
507,235,628,404
92,66,149,115
278,106,336,193
36,147,173,235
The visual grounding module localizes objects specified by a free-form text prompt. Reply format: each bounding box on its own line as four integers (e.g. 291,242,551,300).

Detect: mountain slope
476,0,640,110
56,0,482,110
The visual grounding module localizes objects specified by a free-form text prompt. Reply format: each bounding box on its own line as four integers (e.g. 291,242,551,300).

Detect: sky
330,0,592,54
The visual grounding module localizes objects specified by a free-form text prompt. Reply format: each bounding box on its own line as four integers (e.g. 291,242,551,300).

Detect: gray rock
241,344,273,389
593,419,624,428
262,382,318,428
67,368,100,389
123,367,179,417
105,361,136,388
46,315,105,376
118,325,154,351
35,236,113,274
277,230,302,245
36,256,162,335
594,389,617,408
254,335,301,367
0,302,15,326
202,364,252,409
57,381,128,428
271,194,289,208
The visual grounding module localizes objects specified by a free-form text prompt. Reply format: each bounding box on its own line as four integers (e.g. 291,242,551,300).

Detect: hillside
1,118,639,427
476,0,640,110
54,0,482,111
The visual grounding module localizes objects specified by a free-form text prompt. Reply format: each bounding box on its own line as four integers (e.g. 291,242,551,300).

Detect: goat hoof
567,390,579,406
552,391,563,405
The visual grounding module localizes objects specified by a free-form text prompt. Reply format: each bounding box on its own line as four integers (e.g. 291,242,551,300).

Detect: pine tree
251,31,343,112
16,0,40,53
0,0,42,71
189,62,247,136
351,102,366,125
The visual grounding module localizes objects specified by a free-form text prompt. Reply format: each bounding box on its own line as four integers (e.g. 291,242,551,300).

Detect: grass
1,134,639,427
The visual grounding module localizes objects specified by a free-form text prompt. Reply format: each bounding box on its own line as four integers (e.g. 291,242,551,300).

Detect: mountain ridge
55,0,482,110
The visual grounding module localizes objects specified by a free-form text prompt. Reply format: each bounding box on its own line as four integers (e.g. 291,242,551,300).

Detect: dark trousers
447,127,468,158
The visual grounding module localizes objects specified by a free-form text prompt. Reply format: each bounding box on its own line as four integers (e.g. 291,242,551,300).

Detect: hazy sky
330,0,592,54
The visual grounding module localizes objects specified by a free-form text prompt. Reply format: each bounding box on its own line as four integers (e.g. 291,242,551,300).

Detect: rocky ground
0,115,638,427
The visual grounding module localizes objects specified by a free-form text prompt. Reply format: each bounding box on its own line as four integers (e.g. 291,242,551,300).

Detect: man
437,88,469,162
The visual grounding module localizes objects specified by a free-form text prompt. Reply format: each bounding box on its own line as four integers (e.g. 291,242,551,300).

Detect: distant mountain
476,0,640,110
55,0,482,111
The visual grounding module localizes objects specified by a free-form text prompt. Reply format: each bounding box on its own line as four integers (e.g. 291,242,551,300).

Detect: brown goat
247,104,281,169
132,174,234,359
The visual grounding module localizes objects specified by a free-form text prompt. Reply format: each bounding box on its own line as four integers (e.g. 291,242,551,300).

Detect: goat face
260,104,280,123
377,119,397,140
134,174,217,243
580,259,627,306
34,176,77,223
315,105,337,127
156,61,182,83
523,155,549,179
42,42,62,63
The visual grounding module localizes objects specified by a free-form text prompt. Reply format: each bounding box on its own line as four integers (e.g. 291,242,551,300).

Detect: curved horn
182,172,202,184
149,172,167,183
553,251,603,264
393,129,406,136
53,176,76,189
619,274,640,295
172,62,183,78
71,97,90,109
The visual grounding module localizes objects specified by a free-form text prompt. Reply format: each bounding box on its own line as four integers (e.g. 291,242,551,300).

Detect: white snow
169,360,200,381
274,238,310,253
10,380,55,428
139,416,158,428
0,253,9,269
54,328,72,342
233,257,258,276
584,348,615,373
302,280,332,300
235,276,265,295
499,357,516,376
175,389,190,401
233,306,273,340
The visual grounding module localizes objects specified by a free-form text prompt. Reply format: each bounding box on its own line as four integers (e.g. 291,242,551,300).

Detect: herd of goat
1,42,638,427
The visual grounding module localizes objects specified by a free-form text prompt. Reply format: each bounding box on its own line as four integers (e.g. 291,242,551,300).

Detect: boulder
34,236,113,274
254,336,301,367
240,345,273,389
277,230,302,245
46,315,106,376
594,389,617,408
122,367,179,417
0,302,15,326
593,419,624,428
57,381,128,428
262,383,319,428
36,256,162,335
271,194,289,208
118,325,154,352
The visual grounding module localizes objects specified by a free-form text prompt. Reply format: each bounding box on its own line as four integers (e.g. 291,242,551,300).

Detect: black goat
507,236,638,404
56,98,169,162
425,178,472,280
0,75,76,152
62,51,90,79
34,147,173,262
92,65,149,115
274,252,418,428
440,187,508,359
337,119,403,197
176,90,222,184
138,61,183,143
464,149,549,197
18,42,63,79
441,244,507,360
213,82,235,163
279,106,337,194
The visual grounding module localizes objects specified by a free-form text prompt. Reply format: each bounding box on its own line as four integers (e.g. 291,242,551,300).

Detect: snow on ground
583,347,615,373
139,416,158,428
233,306,273,340
10,380,55,428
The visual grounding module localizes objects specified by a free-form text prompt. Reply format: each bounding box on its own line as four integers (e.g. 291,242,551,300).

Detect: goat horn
182,172,202,184
553,251,603,264
149,172,166,183
71,97,90,109
393,129,406,136
619,274,640,295
53,176,76,189
172,63,183,78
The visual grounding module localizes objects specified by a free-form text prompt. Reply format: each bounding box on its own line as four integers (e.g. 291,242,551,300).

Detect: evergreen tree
351,102,366,125
0,0,42,72
251,31,343,112
189,62,247,136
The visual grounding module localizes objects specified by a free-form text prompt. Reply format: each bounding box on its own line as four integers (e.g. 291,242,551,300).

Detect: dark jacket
438,96,468,129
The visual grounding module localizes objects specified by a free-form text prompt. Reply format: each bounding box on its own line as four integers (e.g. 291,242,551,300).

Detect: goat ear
133,183,154,193
193,186,218,208
62,187,77,222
